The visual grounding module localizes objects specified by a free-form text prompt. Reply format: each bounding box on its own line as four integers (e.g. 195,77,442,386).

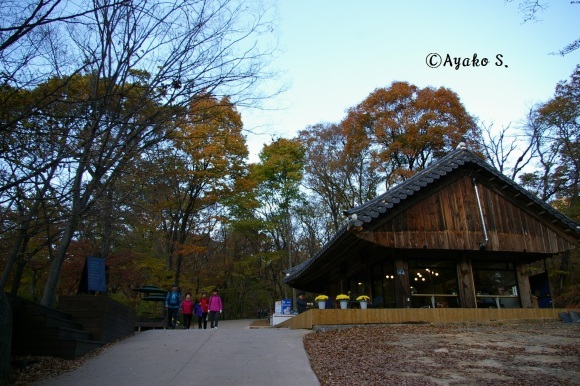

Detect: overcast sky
240,1,579,161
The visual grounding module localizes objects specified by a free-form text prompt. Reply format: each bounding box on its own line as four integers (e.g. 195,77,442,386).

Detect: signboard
78,256,107,293
274,299,292,315
281,299,291,315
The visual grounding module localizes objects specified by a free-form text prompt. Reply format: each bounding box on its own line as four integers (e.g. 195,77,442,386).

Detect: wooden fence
280,308,565,330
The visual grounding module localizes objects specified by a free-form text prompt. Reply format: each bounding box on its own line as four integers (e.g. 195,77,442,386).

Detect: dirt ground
303,320,580,385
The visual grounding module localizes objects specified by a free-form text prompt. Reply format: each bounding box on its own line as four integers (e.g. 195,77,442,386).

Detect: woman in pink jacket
207,289,223,329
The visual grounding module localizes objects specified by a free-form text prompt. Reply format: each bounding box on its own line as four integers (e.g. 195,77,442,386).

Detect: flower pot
360,301,368,309
318,301,326,309
340,300,348,309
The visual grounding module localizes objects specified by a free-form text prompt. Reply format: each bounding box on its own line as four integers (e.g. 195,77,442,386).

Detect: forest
1,1,578,318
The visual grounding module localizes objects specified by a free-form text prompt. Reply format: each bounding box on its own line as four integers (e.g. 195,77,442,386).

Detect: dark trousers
167,307,179,328
182,314,192,329
198,312,208,329
209,311,220,328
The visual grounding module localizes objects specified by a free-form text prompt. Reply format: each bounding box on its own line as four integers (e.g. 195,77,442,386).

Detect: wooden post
516,263,533,308
394,258,411,308
457,255,476,308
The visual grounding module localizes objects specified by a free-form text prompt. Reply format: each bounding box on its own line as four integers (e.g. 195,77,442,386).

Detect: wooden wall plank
359,176,576,254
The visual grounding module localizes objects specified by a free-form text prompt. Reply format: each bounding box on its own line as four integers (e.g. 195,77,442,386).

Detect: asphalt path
35,319,320,386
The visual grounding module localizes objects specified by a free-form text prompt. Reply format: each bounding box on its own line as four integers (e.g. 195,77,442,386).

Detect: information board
78,256,107,293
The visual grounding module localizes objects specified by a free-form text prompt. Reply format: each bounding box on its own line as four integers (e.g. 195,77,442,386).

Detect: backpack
167,291,180,307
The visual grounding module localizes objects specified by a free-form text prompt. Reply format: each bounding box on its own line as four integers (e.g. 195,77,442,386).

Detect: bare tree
479,118,537,181
299,123,382,233
506,0,579,55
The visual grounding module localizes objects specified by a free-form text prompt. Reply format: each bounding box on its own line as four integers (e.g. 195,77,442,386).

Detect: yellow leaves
176,244,207,256
173,95,247,162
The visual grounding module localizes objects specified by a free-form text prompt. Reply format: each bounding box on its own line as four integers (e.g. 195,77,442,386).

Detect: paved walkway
35,320,320,386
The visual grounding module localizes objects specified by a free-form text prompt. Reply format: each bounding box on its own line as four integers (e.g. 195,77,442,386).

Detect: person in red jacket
198,292,209,329
207,289,223,329
180,292,194,329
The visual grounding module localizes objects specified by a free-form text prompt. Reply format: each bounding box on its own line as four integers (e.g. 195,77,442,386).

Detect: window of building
408,259,459,308
473,261,520,308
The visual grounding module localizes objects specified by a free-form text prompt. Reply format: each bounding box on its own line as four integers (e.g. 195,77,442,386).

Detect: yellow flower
336,294,350,301
356,295,370,302
314,295,328,301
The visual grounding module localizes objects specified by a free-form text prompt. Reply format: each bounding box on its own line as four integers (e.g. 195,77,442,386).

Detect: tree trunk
41,216,77,307
1,206,39,290
10,260,26,297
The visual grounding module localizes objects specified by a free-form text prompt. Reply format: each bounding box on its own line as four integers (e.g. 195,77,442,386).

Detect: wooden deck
279,308,565,329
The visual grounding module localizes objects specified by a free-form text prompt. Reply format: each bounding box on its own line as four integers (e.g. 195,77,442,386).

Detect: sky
240,1,579,162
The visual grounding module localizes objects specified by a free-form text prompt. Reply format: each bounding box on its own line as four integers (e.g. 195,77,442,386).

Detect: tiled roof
284,148,579,287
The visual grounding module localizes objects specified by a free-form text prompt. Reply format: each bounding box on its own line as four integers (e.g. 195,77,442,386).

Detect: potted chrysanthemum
336,294,350,309
356,295,370,309
314,295,328,309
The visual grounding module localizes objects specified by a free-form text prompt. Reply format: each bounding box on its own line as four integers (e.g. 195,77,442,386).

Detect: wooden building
285,147,579,310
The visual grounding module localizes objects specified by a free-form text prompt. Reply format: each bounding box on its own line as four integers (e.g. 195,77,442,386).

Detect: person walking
208,289,222,329
181,292,194,329
193,298,203,329
198,292,209,329
296,292,308,314
165,284,181,329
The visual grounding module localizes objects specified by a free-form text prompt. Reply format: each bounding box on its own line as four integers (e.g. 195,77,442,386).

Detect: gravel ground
6,319,580,385
303,320,580,385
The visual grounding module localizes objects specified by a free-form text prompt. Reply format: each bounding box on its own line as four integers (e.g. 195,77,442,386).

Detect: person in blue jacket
165,284,181,328
193,299,203,329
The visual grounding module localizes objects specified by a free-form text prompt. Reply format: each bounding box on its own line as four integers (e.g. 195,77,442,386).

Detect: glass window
473,260,520,308
408,260,459,308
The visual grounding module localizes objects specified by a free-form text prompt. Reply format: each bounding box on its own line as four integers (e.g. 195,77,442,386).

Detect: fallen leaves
303,321,580,386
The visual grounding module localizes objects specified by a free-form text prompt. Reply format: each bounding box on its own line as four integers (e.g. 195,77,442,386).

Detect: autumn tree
517,65,580,304
0,0,277,307
239,138,305,300
0,1,121,138
535,65,579,208
516,65,579,208
299,122,381,233
150,95,249,286
343,81,480,188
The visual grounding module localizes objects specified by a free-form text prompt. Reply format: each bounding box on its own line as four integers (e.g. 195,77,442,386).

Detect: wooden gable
355,175,577,254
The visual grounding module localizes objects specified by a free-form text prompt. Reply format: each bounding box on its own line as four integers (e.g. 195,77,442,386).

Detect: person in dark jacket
296,292,308,314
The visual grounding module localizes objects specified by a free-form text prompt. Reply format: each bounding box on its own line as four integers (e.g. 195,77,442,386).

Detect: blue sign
86,256,107,292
